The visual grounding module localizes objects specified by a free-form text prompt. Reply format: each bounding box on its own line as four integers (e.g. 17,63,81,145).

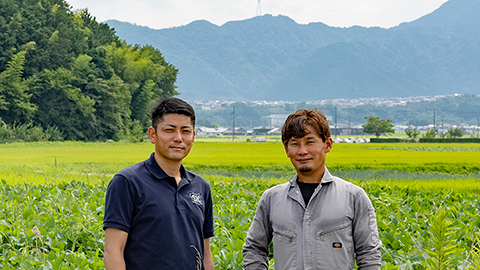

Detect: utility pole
256,0,262,16
232,105,235,142
433,109,436,138
477,115,479,138
335,106,337,138
348,116,351,137
441,117,444,137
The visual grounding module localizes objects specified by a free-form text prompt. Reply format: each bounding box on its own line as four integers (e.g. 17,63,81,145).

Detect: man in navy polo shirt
103,98,215,269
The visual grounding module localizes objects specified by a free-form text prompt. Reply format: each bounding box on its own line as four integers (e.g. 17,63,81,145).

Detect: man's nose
173,130,183,142
298,144,308,155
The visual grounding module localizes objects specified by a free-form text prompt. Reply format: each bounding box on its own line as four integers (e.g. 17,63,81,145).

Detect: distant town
189,94,463,110
190,94,480,139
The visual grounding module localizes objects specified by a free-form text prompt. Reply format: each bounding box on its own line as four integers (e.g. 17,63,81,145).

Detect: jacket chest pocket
315,221,354,269
272,228,297,269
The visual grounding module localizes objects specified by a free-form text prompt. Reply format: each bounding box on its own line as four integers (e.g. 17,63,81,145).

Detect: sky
67,0,450,30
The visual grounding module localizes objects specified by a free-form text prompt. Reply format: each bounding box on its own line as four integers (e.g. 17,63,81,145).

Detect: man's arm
353,189,382,270
242,195,271,270
203,238,214,270
104,227,128,270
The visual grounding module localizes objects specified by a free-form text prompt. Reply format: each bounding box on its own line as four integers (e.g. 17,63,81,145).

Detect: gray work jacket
243,168,382,270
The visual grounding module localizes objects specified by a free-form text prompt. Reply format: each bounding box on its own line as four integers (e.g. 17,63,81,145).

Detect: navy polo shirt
103,153,215,269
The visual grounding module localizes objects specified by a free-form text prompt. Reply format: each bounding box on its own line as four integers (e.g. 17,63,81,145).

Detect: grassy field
1,141,480,269
1,140,479,184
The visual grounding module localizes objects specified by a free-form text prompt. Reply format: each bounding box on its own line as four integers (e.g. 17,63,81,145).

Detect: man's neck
297,169,325,184
154,154,183,185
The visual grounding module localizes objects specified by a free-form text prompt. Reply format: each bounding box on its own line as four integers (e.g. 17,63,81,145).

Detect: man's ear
325,137,333,153
284,144,289,157
148,126,156,144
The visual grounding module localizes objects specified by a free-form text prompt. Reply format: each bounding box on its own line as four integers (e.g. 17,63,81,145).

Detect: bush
419,138,480,143
0,122,64,143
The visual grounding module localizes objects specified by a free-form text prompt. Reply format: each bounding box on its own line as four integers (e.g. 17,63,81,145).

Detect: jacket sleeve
353,189,382,270
242,193,272,270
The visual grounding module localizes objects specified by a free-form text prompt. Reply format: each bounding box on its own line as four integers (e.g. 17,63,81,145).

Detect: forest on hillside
0,0,177,142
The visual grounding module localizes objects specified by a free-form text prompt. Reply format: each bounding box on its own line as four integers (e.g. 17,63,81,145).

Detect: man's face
148,113,195,163
284,125,332,179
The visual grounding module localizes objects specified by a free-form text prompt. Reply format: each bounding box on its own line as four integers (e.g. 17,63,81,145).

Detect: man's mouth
170,145,184,150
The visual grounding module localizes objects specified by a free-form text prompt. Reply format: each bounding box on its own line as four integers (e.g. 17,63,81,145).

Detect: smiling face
284,125,332,182
148,113,195,165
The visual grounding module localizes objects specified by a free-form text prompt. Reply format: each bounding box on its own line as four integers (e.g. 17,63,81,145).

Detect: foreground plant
425,208,459,270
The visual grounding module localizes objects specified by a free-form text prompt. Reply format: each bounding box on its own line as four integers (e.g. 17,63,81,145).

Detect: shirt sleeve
242,192,272,270
353,189,382,270
103,175,135,233
203,186,215,239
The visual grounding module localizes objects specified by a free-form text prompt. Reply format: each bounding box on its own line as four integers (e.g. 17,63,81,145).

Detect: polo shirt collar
145,152,193,183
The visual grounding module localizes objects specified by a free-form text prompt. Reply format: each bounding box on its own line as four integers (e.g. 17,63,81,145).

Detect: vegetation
447,127,464,138
0,0,177,141
424,129,436,139
1,141,480,268
405,128,420,138
362,116,395,138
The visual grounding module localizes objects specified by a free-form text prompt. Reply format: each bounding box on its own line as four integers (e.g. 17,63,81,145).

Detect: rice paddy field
1,140,480,269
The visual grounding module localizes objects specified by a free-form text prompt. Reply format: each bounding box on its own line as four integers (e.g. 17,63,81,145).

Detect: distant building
262,114,289,127
196,127,229,137
253,126,275,135
224,127,247,136
330,125,366,137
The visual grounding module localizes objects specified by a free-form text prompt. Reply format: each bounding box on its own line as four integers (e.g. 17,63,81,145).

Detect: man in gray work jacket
243,109,382,270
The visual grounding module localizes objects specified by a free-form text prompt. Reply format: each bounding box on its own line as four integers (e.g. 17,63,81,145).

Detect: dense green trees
362,116,395,138
0,0,178,141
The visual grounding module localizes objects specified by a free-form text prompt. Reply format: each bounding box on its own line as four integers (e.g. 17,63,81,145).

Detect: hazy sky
68,0,449,29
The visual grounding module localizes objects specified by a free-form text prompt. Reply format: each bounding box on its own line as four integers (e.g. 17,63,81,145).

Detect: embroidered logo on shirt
189,192,203,206
332,242,343,248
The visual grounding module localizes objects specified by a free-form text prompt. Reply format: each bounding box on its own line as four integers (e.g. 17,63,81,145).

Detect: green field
1,141,480,269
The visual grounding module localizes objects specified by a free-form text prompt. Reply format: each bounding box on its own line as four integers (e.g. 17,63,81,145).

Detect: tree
0,0,178,141
0,48,37,123
423,129,436,139
362,116,394,138
405,128,420,138
197,119,219,128
447,127,463,138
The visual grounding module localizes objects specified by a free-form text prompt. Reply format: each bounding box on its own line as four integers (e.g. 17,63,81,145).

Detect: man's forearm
203,238,214,270
104,251,126,270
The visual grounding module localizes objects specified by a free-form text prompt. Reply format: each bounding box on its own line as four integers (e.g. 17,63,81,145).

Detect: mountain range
106,0,480,101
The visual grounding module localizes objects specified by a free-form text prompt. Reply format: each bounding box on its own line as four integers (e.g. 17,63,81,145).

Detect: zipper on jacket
318,222,351,241
274,231,294,243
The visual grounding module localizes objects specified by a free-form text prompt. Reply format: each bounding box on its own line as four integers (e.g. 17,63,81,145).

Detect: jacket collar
289,167,333,188
288,167,333,207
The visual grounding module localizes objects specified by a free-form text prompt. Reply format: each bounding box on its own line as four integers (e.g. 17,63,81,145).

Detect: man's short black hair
151,98,196,129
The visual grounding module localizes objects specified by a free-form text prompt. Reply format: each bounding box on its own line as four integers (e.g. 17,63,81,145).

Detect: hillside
107,0,480,101
0,0,177,141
